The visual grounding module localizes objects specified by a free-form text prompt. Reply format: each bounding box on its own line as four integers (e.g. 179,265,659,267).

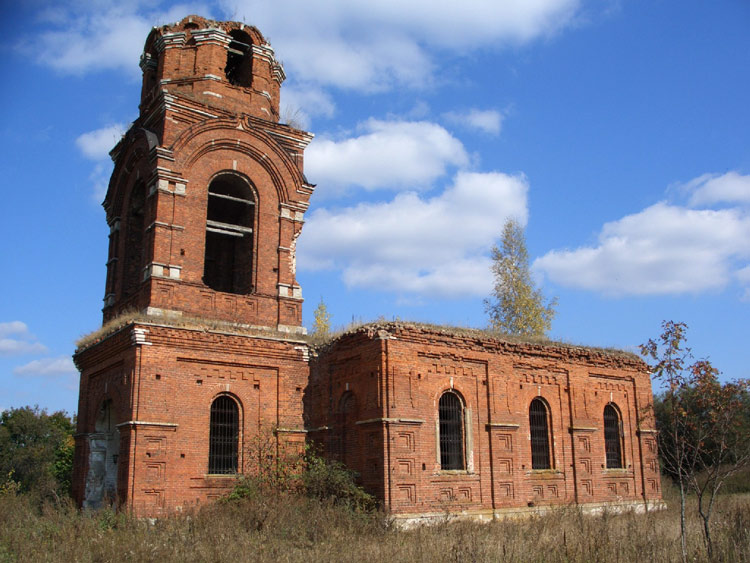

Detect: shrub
301,453,375,512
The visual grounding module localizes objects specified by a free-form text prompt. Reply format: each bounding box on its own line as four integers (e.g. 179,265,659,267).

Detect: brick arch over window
208,395,240,474
529,397,553,470
604,403,624,469
203,173,256,294
438,391,465,470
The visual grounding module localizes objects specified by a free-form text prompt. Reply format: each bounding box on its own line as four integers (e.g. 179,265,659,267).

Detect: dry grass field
1,483,748,562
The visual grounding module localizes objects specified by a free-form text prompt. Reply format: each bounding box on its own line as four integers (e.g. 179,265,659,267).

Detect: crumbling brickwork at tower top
100,15,313,330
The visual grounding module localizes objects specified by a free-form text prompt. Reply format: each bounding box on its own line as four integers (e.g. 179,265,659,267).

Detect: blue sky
1,0,749,415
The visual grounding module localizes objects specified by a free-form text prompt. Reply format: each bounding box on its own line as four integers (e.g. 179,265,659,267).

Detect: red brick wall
309,324,662,518
101,16,311,330
74,322,309,515
74,16,662,520
75,15,313,515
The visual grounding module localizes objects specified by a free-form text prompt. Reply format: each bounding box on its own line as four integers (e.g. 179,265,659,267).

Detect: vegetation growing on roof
306,319,640,362
75,310,306,351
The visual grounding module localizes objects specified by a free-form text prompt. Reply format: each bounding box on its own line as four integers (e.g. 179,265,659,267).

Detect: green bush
301,453,375,512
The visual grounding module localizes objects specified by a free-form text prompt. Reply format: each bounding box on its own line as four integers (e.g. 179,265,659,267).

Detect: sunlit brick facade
308,324,663,521
72,16,662,520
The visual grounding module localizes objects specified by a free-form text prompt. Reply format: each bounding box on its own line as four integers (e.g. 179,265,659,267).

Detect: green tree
642,321,750,561
0,406,75,499
485,218,556,337
311,297,331,338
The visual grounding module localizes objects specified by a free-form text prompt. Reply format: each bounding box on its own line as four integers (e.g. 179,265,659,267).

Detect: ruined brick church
72,16,663,521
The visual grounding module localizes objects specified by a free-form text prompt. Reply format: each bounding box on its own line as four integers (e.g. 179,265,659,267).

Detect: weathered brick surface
75,323,308,514
73,15,662,519
100,15,311,328
308,324,662,518
73,15,312,515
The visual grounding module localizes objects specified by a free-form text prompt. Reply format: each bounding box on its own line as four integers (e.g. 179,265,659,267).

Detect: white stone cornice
190,28,230,46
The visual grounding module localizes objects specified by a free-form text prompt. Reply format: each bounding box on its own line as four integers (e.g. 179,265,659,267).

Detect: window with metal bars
529,398,552,470
604,403,623,469
439,391,464,470
209,395,239,474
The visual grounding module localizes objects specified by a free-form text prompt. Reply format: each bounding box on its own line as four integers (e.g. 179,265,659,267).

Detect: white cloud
0,321,29,338
13,356,77,378
89,162,114,203
75,124,128,201
737,265,750,302
298,171,529,297
0,340,47,356
685,171,750,207
223,0,581,91
444,109,504,135
737,265,750,284
0,321,48,356
534,202,750,296
27,2,214,76
28,1,582,92
76,124,127,161
306,120,468,195
280,85,336,129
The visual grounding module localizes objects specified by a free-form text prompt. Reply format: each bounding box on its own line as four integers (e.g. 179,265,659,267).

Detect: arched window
141,44,159,95
208,395,239,474
439,391,464,470
338,392,358,466
529,398,552,470
203,174,255,294
122,181,145,298
225,30,253,87
604,403,623,469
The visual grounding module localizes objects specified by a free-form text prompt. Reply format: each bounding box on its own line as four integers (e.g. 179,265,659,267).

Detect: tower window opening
203,174,255,294
439,391,465,470
529,398,552,470
225,30,253,87
122,182,146,298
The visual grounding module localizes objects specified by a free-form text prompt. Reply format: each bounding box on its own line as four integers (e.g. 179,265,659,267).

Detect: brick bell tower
73,16,314,514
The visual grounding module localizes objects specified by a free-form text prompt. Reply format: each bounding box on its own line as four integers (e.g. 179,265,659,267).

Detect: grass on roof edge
76,313,639,361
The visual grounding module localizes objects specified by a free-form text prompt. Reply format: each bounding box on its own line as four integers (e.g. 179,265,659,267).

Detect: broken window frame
203,173,256,295
224,30,253,87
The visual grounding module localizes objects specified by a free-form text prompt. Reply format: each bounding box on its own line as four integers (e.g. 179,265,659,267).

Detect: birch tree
311,297,331,338
485,218,556,337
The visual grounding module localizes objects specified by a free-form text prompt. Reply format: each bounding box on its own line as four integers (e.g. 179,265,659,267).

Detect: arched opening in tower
203,174,255,294
122,181,145,298
225,30,253,87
